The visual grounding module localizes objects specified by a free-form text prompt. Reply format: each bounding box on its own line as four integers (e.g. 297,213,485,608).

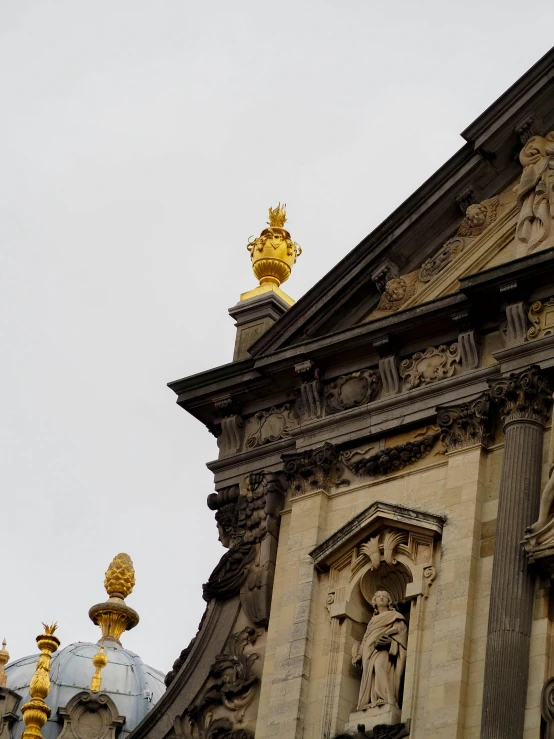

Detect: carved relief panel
399,342,461,390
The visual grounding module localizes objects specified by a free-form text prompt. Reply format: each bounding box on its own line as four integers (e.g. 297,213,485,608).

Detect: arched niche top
310,501,445,621
58,691,125,739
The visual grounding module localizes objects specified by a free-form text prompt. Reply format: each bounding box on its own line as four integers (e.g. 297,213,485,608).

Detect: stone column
481,366,551,739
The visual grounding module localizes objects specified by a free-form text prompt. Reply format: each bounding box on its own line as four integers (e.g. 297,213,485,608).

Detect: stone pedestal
345,705,401,733
228,285,293,361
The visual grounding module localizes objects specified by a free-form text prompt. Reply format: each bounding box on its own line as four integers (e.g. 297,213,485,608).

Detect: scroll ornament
399,343,461,390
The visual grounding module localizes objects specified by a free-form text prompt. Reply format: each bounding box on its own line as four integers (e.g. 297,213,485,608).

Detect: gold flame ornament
90,646,108,691
21,623,60,739
89,553,139,646
247,204,302,289
0,638,9,687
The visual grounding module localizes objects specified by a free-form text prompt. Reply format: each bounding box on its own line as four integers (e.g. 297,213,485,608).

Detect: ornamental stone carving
57,692,124,739
324,370,381,414
244,405,297,449
524,461,554,570
541,677,554,739
282,442,342,496
295,360,323,420
0,688,20,739
371,260,400,294
399,343,461,390
488,364,552,425
528,297,554,340
174,627,261,739
418,237,465,282
437,396,491,450
341,431,440,477
516,131,554,253
215,397,244,458
203,473,286,626
374,272,419,313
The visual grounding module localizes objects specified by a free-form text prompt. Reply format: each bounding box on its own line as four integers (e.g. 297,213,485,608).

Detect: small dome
6,641,165,739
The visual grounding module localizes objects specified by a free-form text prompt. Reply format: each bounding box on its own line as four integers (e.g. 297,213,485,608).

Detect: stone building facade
4,46,554,739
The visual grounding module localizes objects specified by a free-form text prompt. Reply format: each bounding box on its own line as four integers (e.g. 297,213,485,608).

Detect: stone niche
310,502,443,738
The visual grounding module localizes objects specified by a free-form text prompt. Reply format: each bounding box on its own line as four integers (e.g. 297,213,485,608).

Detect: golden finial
0,638,9,688
267,203,287,228
20,623,60,739
90,646,108,691
245,204,302,297
89,553,139,647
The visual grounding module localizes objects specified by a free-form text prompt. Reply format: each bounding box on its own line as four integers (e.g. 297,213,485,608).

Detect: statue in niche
352,590,407,712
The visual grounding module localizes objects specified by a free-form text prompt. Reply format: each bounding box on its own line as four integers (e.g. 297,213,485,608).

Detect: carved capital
489,365,552,426
282,443,340,496
437,396,491,450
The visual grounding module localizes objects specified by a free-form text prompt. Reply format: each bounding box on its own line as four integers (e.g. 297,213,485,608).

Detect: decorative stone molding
0,688,21,739
505,301,528,346
488,364,552,425
295,360,323,419
418,237,466,282
57,692,124,739
458,330,480,371
541,677,554,739
437,395,491,450
528,296,554,340
399,343,461,390
203,473,286,626
515,131,554,253
244,404,297,449
379,356,400,396
215,397,244,457
174,627,261,739
283,442,341,496
371,260,400,294
324,370,381,414
340,431,441,478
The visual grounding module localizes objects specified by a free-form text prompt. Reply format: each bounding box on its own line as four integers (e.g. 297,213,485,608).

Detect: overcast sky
2,2,553,674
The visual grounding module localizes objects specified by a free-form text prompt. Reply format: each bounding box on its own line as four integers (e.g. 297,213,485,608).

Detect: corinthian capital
489,365,552,425
437,395,491,450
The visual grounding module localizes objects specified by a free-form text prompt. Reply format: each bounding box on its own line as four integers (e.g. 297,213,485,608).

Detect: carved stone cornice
437,395,491,450
488,364,552,425
282,442,340,496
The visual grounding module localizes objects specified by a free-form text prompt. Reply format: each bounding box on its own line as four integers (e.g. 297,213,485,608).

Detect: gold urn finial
90,646,108,692
246,204,302,293
89,553,139,647
0,638,9,688
20,623,60,739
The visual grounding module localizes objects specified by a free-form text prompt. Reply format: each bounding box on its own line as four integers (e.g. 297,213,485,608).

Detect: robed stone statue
352,590,408,711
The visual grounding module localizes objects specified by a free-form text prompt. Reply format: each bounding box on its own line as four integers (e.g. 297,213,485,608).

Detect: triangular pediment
248,48,554,358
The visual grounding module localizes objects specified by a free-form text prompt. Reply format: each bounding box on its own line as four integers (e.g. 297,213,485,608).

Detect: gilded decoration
528,297,554,340
246,204,302,289
368,196,498,319
399,343,461,390
324,370,381,414
516,131,554,254
88,553,139,646
20,623,60,739
244,404,297,449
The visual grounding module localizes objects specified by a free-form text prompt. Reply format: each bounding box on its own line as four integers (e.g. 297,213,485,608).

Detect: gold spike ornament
0,638,9,687
21,623,60,739
89,553,139,646
90,646,108,691
246,204,302,290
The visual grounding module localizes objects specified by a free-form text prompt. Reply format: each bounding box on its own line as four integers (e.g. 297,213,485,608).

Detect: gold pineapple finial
89,553,139,647
90,646,108,691
245,204,302,294
21,623,60,739
0,638,9,688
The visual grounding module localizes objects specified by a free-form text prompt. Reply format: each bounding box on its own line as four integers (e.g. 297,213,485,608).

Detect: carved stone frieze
341,431,441,478
57,692,124,739
516,131,554,253
282,442,342,496
174,628,261,739
418,237,466,283
489,364,552,425
399,343,461,390
528,297,554,340
244,405,297,449
456,196,498,238
324,370,381,414
203,473,286,626
437,396,491,450
374,271,419,313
